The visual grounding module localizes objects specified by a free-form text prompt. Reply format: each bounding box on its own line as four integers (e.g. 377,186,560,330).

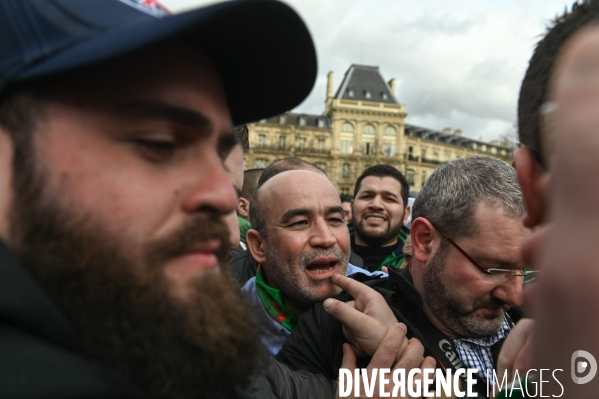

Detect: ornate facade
246,64,512,194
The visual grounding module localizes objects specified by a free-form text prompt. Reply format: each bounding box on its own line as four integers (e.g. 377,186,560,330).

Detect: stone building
246,64,512,194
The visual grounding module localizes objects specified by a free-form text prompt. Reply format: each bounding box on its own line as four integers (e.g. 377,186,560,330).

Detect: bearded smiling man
277,156,533,397
349,165,411,272
0,0,318,398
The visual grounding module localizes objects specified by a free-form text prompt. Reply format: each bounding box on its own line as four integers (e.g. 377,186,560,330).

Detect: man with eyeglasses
277,156,532,397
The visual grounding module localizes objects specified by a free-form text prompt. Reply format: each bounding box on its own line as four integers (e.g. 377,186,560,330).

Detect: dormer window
299,116,307,126
365,90,372,99
279,115,286,125
381,92,388,100
347,88,355,97
317,118,325,128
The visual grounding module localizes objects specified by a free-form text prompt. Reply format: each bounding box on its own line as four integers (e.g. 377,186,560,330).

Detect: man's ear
513,147,548,228
246,228,266,264
237,197,250,219
403,206,411,226
410,217,436,263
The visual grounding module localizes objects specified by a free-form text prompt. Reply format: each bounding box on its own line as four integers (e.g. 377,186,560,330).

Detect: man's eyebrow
360,189,398,198
115,101,212,133
327,206,345,215
280,208,312,224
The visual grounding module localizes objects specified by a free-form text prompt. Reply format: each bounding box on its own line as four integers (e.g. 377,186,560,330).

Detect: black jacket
276,267,507,398
0,240,143,398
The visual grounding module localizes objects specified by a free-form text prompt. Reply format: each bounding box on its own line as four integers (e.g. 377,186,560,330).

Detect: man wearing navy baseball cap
0,0,317,397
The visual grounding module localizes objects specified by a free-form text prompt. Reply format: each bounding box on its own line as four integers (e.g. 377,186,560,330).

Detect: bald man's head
250,170,329,237
245,169,350,315
257,158,325,188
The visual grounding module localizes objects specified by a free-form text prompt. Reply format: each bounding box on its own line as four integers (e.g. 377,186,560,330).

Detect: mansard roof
257,112,330,129
334,64,398,104
404,124,510,150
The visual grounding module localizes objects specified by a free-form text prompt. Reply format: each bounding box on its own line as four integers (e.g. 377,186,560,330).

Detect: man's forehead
261,169,330,193
358,176,402,194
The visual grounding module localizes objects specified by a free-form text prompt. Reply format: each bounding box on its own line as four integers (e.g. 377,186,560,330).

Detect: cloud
163,0,571,142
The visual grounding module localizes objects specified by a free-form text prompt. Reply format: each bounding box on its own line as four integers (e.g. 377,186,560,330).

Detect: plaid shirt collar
454,316,511,348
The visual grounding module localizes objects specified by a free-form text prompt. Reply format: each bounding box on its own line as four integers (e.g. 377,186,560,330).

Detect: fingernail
323,298,334,310
398,323,407,331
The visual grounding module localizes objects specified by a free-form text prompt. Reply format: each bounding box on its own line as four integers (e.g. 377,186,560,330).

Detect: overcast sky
161,0,571,142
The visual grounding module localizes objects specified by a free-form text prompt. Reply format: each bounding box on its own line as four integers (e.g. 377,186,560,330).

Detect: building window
406,169,415,185
347,88,355,97
317,118,325,128
317,139,325,153
341,122,354,133
408,146,414,157
340,187,350,195
299,116,307,126
279,136,286,150
279,115,286,125
382,144,396,157
445,151,451,161
382,92,388,100
362,142,375,155
255,158,268,168
340,140,353,154
384,126,397,136
258,134,266,149
315,162,327,174
342,163,350,178
421,149,426,159
363,124,376,134
298,137,306,152
421,170,427,185
433,151,439,161
365,90,372,99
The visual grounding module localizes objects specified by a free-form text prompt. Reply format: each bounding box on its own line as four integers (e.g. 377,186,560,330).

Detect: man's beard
263,243,348,313
8,150,261,398
422,246,508,338
354,212,403,247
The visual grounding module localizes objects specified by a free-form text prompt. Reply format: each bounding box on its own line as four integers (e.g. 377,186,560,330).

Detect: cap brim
17,0,317,125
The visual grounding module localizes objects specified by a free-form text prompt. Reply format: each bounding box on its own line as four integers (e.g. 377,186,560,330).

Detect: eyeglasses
432,223,539,284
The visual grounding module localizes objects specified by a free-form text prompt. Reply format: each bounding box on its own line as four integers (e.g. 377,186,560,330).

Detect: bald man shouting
244,170,382,356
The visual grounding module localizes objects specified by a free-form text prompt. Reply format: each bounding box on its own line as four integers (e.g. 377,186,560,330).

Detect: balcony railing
252,144,331,155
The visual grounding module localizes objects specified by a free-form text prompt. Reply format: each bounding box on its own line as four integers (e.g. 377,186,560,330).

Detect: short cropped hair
340,194,353,203
412,156,524,240
353,164,409,207
233,125,249,153
518,0,599,168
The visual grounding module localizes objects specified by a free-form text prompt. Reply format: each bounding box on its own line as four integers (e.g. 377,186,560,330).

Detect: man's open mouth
305,257,340,279
306,261,337,274
364,214,387,222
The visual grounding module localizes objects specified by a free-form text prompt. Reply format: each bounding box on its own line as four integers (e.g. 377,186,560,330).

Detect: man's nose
310,219,337,248
493,276,524,308
368,195,384,210
180,160,238,216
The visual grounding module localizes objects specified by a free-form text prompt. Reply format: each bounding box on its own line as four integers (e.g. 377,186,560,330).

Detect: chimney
388,78,396,94
442,127,454,134
327,71,334,99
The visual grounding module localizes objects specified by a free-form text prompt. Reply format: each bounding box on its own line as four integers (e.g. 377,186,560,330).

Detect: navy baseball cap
0,0,317,125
